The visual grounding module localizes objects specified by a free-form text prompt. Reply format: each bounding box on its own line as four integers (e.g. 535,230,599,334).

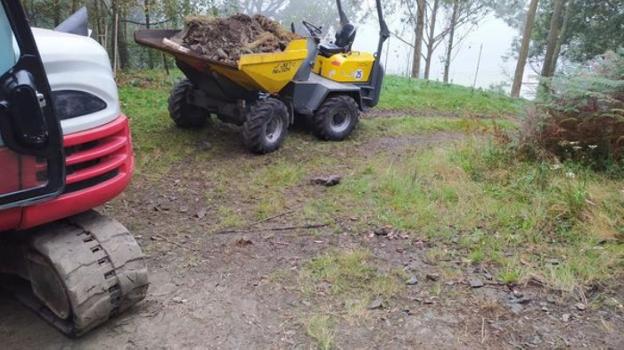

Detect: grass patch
305,315,336,350
299,249,403,316
378,75,523,117
318,140,624,291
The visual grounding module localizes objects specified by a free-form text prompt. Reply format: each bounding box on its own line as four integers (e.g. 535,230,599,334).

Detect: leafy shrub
519,50,624,171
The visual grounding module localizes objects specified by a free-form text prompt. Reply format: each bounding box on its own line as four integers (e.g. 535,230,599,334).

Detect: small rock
374,226,391,236
311,175,342,187
235,238,253,247
197,140,212,151
545,258,560,266
179,206,189,213
529,335,543,345
367,298,384,310
426,273,440,282
484,272,493,281
512,289,524,298
562,313,571,322
575,303,587,311
469,278,484,288
172,297,187,304
196,208,207,219
406,276,419,286
541,306,549,312
510,303,523,314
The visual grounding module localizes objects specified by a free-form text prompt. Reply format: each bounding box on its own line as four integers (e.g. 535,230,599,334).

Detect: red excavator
0,1,147,336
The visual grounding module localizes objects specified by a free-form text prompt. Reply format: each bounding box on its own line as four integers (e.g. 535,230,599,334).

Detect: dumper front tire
169,79,209,128
312,95,360,141
242,98,289,154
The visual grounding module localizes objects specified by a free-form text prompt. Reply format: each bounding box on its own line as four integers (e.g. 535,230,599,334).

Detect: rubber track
168,79,207,128
28,210,148,337
242,98,289,154
312,95,360,141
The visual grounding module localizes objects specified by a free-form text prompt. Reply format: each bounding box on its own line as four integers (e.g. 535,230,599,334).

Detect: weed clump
518,50,624,173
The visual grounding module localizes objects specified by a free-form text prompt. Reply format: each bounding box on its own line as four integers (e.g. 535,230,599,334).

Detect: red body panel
0,115,134,231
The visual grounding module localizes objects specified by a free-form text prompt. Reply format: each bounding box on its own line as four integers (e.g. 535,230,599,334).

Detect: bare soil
0,119,622,349
175,14,300,65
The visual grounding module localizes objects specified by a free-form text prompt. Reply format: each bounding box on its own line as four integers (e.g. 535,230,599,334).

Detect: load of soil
173,14,300,66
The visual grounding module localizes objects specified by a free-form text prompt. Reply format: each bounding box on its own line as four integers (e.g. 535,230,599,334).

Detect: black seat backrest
334,23,356,50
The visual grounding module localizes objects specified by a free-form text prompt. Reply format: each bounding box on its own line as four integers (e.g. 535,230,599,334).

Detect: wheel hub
265,116,284,144
329,110,351,133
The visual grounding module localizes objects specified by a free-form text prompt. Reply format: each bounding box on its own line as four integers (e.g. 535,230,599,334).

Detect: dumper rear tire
169,79,209,128
242,98,289,154
312,95,360,141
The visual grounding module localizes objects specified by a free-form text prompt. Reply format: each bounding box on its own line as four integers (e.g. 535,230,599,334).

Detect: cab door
0,1,65,210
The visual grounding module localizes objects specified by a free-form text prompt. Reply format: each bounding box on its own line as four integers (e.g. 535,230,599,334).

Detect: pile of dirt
173,14,300,66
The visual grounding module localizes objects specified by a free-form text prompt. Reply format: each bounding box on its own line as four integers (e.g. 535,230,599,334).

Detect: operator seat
319,23,357,57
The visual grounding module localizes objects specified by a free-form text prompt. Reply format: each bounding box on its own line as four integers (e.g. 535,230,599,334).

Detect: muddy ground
1,112,623,349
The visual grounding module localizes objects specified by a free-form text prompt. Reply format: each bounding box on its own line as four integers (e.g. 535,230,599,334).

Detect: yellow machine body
209,39,309,93
313,51,375,83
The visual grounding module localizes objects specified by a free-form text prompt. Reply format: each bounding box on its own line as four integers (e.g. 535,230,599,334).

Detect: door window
0,2,65,209
0,5,18,75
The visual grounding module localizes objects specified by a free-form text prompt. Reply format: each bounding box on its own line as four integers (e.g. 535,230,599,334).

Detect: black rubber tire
312,95,360,141
242,98,289,154
168,79,209,128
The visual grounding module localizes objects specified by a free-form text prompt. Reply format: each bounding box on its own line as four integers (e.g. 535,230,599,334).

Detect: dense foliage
520,50,624,170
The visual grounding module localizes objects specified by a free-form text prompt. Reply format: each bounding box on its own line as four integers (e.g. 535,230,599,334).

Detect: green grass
322,140,624,291
305,315,336,350
117,70,622,292
296,249,404,326
378,75,524,117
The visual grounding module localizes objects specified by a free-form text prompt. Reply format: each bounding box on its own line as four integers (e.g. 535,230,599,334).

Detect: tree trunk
551,0,572,77
144,0,154,69
52,0,62,26
541,0,566,78
411,0,426,79
443,0,460,84
511,0,540,98
424,0,440,80
71,0,79,13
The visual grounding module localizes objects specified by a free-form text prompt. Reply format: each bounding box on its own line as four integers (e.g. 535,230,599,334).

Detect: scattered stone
426,273,440,282
512,289,524,298
235,238,253,247
196,208,207,219
374,226,392,236
367,298,384,310
545,258,560,265
575,303,587,311
179,206,189,213
310,175,342,187
562,313,571,322
510,303,523,315
406,276,419,286
172,297,187,304
484,272,493,281
469,278,484,288
528,335,543,346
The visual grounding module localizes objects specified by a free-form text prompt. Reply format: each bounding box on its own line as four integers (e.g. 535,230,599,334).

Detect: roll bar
336,0,349,26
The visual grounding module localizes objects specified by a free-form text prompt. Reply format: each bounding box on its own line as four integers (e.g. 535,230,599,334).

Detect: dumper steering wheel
302,20,323,40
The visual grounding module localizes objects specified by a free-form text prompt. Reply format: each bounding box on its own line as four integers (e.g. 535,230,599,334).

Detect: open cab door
0,1,65,210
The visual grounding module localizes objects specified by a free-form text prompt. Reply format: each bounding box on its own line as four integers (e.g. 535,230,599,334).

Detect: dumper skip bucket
134,30,308,94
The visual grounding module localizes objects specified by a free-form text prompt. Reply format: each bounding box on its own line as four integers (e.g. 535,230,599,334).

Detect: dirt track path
1,124,622,349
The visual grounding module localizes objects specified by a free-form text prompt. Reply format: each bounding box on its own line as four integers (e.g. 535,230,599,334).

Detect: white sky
351,6,537,96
